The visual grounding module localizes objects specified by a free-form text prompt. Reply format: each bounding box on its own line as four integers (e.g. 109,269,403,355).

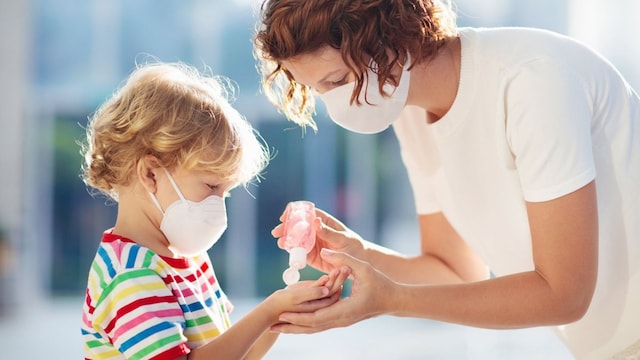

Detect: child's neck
113,193,177,258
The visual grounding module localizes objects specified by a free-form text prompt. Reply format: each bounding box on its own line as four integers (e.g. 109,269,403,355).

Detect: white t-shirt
393,27,640,359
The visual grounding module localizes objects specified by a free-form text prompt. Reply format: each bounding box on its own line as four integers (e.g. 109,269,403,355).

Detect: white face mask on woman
149,168,227,257
319,60,411,134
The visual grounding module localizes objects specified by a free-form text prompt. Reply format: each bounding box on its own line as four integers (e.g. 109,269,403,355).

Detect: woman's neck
407,37,461,123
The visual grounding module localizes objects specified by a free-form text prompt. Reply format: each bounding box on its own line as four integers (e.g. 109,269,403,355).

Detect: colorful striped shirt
81,230,231,359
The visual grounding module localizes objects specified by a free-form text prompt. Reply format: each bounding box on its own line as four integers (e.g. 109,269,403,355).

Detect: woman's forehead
282,47,345,85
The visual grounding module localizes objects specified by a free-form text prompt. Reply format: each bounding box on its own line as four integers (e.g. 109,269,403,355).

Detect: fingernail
321,248,336,257
279,315,289,322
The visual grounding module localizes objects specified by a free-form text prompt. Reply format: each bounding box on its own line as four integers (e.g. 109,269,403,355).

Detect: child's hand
317,265,351,300
262,266,351,325
291,265,351,309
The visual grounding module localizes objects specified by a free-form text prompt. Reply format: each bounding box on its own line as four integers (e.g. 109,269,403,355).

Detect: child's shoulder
96,231,158,270
90,230,211,280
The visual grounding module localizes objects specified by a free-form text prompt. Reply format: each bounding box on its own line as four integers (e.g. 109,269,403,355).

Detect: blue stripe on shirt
119,321,175,353
126,245,140,269
97,246,116,278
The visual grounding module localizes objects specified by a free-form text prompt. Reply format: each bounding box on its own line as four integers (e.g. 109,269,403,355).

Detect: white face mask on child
149,168,227,257
319,59,411,134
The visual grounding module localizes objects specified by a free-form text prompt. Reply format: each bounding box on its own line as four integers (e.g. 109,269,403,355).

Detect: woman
253,0,640,359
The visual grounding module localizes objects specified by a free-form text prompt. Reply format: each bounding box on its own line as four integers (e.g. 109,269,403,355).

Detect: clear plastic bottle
281,201,316,285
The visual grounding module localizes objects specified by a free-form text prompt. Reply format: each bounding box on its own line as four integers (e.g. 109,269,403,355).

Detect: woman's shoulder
460,26,569,40
461,26,599,59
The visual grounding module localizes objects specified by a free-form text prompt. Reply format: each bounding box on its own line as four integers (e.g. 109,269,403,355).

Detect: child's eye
207,184,219,191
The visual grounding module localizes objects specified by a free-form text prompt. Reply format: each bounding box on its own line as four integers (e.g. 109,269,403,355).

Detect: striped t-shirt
81,230,231,359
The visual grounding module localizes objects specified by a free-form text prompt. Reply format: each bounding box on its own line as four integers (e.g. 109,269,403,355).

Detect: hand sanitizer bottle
281,201,316,285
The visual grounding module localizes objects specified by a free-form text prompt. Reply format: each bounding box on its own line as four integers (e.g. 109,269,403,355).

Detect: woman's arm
363,212,489,284
393,181,598,327
273,181,598,332
274,208,488,285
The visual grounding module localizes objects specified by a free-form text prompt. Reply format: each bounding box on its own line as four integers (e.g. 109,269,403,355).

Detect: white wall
0,0,31,310
568,0,640,90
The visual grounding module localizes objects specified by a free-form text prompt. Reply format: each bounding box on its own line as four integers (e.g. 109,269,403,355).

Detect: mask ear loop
368,53,410,99
162,168,188,202
148,168,188,214
387,53,410,93
148,192,165,215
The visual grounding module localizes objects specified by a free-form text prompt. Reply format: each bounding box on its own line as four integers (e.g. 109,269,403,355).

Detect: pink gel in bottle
281,201,316,285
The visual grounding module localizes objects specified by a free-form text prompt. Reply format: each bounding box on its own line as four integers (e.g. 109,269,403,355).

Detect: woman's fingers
315,208,348,232
271,222,284,238
273,297,354,334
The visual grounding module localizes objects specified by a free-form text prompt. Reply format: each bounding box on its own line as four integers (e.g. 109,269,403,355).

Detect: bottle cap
282,267,300,285
289,247,308,269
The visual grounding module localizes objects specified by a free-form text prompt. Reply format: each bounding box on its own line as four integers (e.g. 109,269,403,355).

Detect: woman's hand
272,207,367,274
272,249,397,334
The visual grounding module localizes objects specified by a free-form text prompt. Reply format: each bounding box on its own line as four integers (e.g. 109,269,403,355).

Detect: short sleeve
504,58,596,202
92,268,190,360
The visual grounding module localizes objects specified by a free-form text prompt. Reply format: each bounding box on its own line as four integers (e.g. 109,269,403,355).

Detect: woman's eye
207,184,219,191
330,75,348,86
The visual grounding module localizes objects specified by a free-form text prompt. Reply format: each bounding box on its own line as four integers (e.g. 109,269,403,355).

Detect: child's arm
243,331,279,360
181,285,325,360
183,267,349,360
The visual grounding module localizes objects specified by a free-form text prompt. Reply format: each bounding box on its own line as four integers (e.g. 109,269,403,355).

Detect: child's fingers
295,292,339,312
313,274,330,287
287,275,328,290
290,285,330,304
321,269,339,290
319,266,350,296
328,266,351,295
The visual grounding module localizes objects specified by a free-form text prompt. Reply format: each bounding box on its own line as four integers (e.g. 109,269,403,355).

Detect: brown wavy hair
80,62,269,201
254,0,457,130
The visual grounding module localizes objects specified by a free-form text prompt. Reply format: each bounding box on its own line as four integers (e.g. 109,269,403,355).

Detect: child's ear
137,155,162,194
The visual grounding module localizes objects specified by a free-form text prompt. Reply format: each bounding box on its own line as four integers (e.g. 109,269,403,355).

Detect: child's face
157,166,234,206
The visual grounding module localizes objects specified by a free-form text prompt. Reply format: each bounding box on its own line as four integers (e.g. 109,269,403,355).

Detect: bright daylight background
0,0,638,358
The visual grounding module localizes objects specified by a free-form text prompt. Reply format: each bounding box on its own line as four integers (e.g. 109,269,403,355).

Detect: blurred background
0,0,638,358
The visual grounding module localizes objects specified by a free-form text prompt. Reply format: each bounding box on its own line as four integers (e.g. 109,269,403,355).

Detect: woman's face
282,46,356,94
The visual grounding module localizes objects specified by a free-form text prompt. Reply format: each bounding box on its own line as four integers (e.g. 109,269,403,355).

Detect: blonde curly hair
254,0,457,130
80,61,269,201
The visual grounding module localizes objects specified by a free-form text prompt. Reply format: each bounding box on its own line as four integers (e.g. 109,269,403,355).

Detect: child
79,62,348,359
